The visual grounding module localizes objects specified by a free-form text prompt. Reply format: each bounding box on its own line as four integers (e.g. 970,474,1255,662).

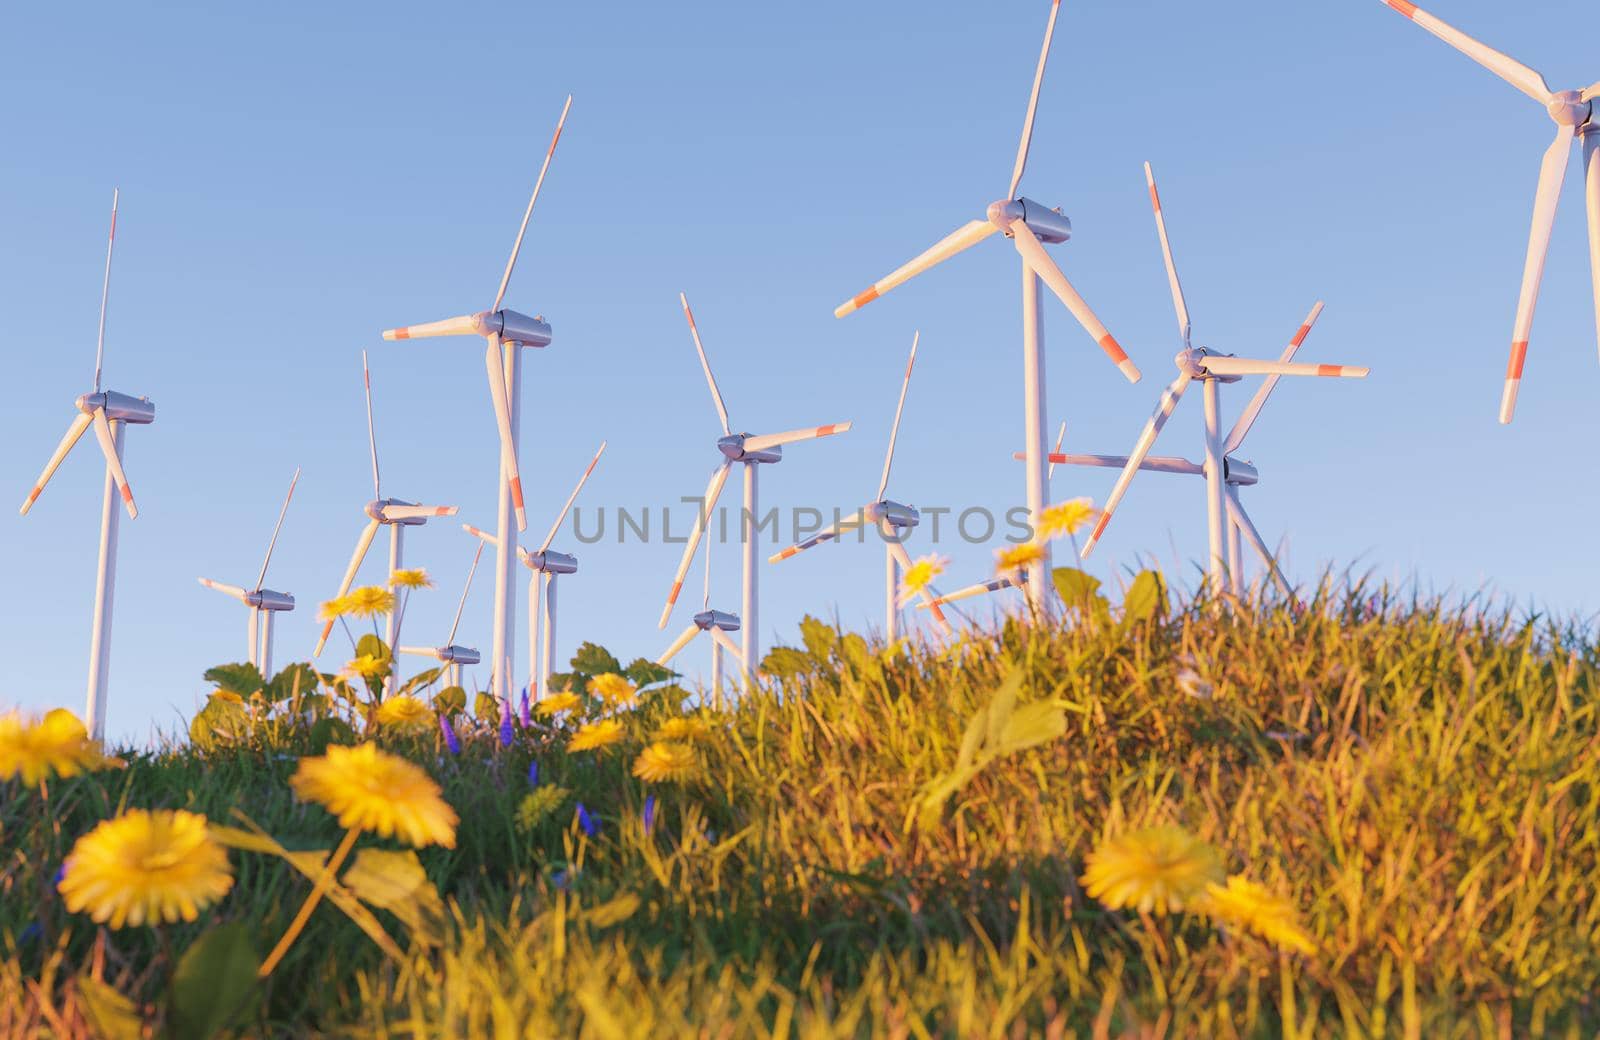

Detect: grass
3,578,1599,1037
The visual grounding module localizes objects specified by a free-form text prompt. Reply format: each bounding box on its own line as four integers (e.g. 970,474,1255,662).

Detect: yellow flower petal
568,719,625,753
631,742,701,784
58,809,234,930
1080,826,1224,916
290,743,457,848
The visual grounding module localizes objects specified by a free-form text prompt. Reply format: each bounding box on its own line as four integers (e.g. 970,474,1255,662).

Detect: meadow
3,574,1598,1037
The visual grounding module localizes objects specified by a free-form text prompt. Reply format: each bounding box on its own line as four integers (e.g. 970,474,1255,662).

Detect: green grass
4,579,1599,1037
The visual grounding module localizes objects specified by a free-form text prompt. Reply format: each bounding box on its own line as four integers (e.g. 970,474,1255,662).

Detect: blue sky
3,0,1597,741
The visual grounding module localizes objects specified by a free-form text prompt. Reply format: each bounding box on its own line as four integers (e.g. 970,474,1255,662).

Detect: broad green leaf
997,700,1067,753
203,662,265,697
432,686,466,716
799,615,837,662
265,662,319,704
167,924,259,1040
624,657,675,687
570,642,622,679
840,633,873,676
76,975,142,1040
760,647,812,681
189,695,249,751
355,633,389,662
397,667,443,697
473,691,500,721
1124,569,1169,624
1051,567,1104,610
985,670,1021,750
342,849,445,946
308,716,355,752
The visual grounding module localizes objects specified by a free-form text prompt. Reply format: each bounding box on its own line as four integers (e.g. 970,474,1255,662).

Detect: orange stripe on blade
26,487,40,507
666,580,683,605
1290,323,1312,347
391,327,411,340
816,424,844,436
1148,183,1160,212
1507,340,1529,378
119,485,134,503
852,287,880,310
1385,0,1418,16
1316,365,1341,377
509,477,524,509
1089,514,1111,543
1097,333,1128,363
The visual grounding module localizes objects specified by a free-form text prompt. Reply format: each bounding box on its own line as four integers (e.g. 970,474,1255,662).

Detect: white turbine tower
464,439,605,700
313,353,458,693
198,468,300,677
832,0,1141,615
657,519,743,697
657,293,852,688
18,190,153,740
768,332,954,642
381,94,571,699
1076,165,1369,595
399,542,485,691
1376,0,1600,423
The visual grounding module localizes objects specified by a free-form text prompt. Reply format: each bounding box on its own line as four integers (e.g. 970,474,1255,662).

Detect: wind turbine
1376,1,1599,423
657,517,743,697
198,468,300,677
1076,164,1369,595
381,94,570,699
464,439,605,700
313,352,458,693
18,189,153,740
657,294,852,688
399,541,484,691
832,0,1141,615
768,332,953,642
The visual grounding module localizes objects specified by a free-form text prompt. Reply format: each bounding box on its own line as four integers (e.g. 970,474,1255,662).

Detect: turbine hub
717,434,782,464
1547,89,1591,127
986,197,1072,244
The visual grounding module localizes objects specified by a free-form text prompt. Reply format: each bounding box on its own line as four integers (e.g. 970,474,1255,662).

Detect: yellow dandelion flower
655,716,711,743
317,596,351,622
587,673,638,708
57,809,233,929
995,542,1046,577
389,568,433,590
0,709,119,788
1037,498,1097,541
632,742,701,784
343,586,396,618
374,695,432,730
1079,826,1224,915
1199,876,1317,954
211,689,245,706
343,654,390,681
568,718,625,753
535,692,583,717
290,743,457,848
897,553,948,606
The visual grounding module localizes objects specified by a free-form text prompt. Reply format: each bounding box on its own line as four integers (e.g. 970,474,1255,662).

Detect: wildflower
1037,498,1097,540
519,687,532,729
290,743,457,848
343,586,396,618
655,716,711,744
210,689,245,706
535,692,582,717
389,568,433,590
642,796,657,834
567,719,625,753
632,742,701,784
343,653,390,681
897,553,948,606
374,695,431,731
57,809,233,929
575,803,600,838
1199,876,1317,954
994,542,1045,577
527,760,540,786
499,698,514,748
587,673,637,708
317,596,350,622
1080,825,1224,915
0,709,120,788
438,714,461,755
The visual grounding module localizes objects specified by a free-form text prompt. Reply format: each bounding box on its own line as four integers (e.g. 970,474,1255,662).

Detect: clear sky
3,0,1598,742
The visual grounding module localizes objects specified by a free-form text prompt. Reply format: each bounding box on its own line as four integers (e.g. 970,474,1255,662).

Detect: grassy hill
4,579,1598,1037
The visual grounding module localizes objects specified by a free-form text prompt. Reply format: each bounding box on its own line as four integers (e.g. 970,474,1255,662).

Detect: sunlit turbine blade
1224,302,1325,454
834,220,998,318
1047,420,1066,480
445,541,485,646
383,314,481,340
743,422,852,454
656,623,702,666
680,294,732,435
1080,372,1193,557
484,335,527,530
1021,450,1203,475
1501,123,1576,424
382,503,459,522
398,646,443,659
768,504,873,563
919,575,1020,608
876,331,918,501
492,94,572,313
314,517,381,657
1007,0,1063,200
90,408,136,519
198,578,248,603
1225,488,1292,599
658,463,732,628
1011,221,1141,383
1144,162,1192,347
254,468,300,591
1378,0,1552,104
1583,81,1600,103
540,440,606,553
1200,357,1367,379
1585,130,1600,363
19,411,92,516
362,351,382,498
93,188,118,394
708,625,745,664
883,533,950,631
462,522,499,547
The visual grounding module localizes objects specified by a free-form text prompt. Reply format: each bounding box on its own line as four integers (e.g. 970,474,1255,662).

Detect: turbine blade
769,504,874,563
1225,488,1292,599
446,541,486,646
1080,372,1193,557
314,517,381,657
1047,420,1066,480
1502,123,1577,424
198,578,248,602
1224,301,1325,454
484,335,527,530
492,94,572,313
381,503,459,521
1378,0,1552,104
1007,0,1063,199
743,422,852,454
1011,221,1141,383
1200,356,1367,379
876,331,917,501
93,188,118,394
362,351,381,499
90,408,136,519
920,575,1020,608
658,463,732,628
1582,81,1600,103
538,440,606,553
709,625,745,664
834,220,998,318
1144,162,1192,347
254,467,300,591
383,314,481,340
19,411,92,515
1585,128,1600,363
462,522,500,547
656,623,702,666
1022,450,1203,475
680,294,731,435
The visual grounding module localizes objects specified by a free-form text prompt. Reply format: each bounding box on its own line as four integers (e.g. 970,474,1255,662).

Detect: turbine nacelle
1546,89,1593,127
986,197,1072,244
717,433,783,464
1223,458,1259,487
74,390,155,424
364,498,456,526
245,589,295,611
520,548,578,575
383,309,552,348
693,609,740,632
436,645,480,666
1177,347,1244,384
875,499,920,530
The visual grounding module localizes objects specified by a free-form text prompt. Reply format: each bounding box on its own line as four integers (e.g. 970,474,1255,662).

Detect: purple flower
499,697,514,748
527,760,540,787
439,714,461,755
642,795,657,835
550,869,570,890
520,687,532,729
576,803,600,838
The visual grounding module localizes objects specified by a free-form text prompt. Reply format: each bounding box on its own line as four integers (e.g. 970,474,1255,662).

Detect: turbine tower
198,468,300,677
399,541,485,691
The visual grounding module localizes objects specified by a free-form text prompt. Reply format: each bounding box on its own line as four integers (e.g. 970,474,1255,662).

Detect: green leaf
341,849,445,946
432,686,466,717
265,662,319,704
202,662,265,698
397,667,443,698
167,924,259,1040
546,672,581,696
76,975,142,1040
1123,569,1169,624
623,657,675,688
760,646,812,681
189,695,249,752
569,642,622,679
474,691,500,721
1051,567,1104,610
985,669,1020,750
997,699,1067,754
355,633,390,662
308,716,355,753
799,615,837,662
